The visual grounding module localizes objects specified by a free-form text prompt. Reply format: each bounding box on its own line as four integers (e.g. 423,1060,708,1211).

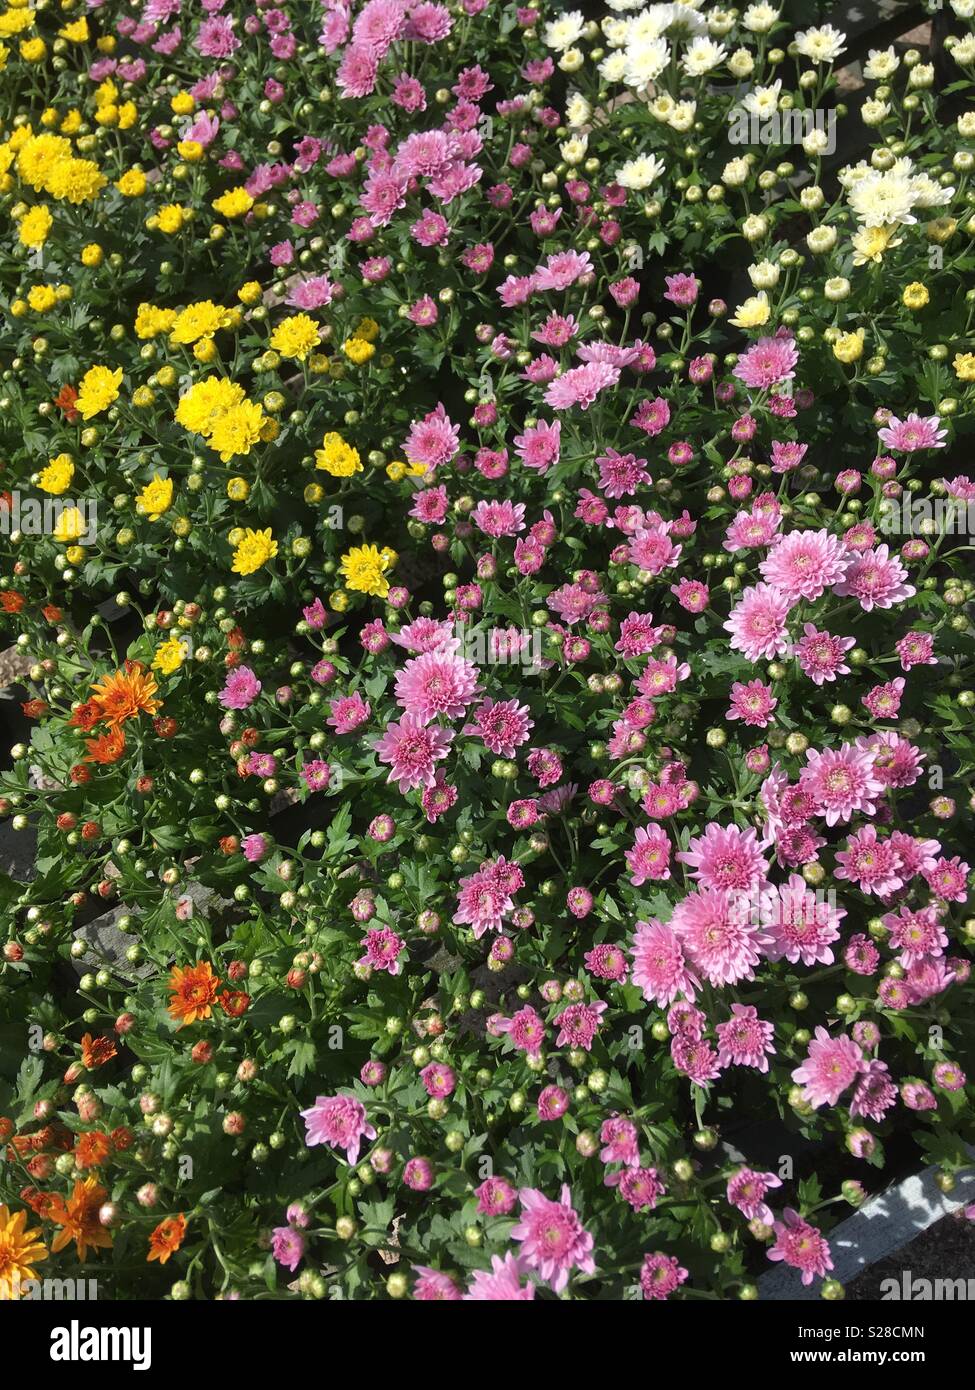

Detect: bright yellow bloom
227,477,250,501
354,317,380,343
16,133,70,190
315,433,362,477
340,544,391,598
20,36,46,62
833,328,866,364
58,17,90,41
152,636,186,676
53,506,87,544
238,281,262,306
386,461,408,481
76,365,122,419
27,284,57,313
0,1203,48,1300
135,303,177,339
729,292,770,330
0,8,35,36
902,281,929,310
115,169,147,197
270,314,320,361
231,527,277,576
171,92,195,116
212,186,254,218
46,157,106,204
342,336,375,365
136,475,174,521
170,300,229,345
132,387,155,408
118,102,137,130
18,204,52,247
156,204,187,233
953,352,975,382
38,453,74,495
81,243,103,267
177,140,204,162
209,401,267,461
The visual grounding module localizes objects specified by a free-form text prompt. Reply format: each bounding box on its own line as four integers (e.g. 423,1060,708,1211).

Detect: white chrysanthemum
806,224,838,253
847,171,917,226
824,276,851,302
560,134,588,166
707,7,736,37
910,173,955,209
616,153,667,190
667,100,697,132
742,81,781,117
658,3,708,37
598,49,629,83
836,160,875,192
863,46,899,80
742,2,779,33
861,99,891,127
649,93,677,121
722,156,751,187
682,36,727,76
625,8,671,42
748,259,780,289
959,112,975,137
623,37,670,88
800,186,824,212
951,0,975,18
565,93,592,129
603,17,629,48
728,47,755,78
742,212,769,241
802,127,831,158
951,37,975,67
559,47,585,73
543,10,585,52
606,0,646,11
795,23,847,63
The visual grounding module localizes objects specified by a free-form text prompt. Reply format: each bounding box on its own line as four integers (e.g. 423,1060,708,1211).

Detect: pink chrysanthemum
759,529,850,603
724,583,793,662
413,1266,462,1301
792,1027,864,1108
511,1185,596,1294
715,1003,776,1072
670,888,769,987
832,543,916,611
798,743,884,826
403,402,460,470
463,697,534,756
732,335,799,390
394,650,480,724
464,1253,535,1301
677,823,769,894
300,1094,376,1164
726,678,777,727
768,1209,833,1286
793,623,856,685
877,412,947,453
374,713,454,793
760,875,845,966
639,1252,689,1301
630,918,699,1006
625,825,672,886
727,1167,782,1226
834,825,905,896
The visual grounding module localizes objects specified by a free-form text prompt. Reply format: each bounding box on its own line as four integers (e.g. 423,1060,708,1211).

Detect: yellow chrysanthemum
0,1204,48,1300
340,544,391,598
212,186,253,219
115,169,147,197
353,317,380,343
18,204,52,247
238,281,262,306
59,18,90,42
135,303,177,339
27,284,57,313
342,336,375,365
728,292,770,330
270,314,320,361
833,329,865,364
170,300,229,346
53,506,87,544
902,282,929,311
80,243,103,267
209,401,267,462
136,475,174,521
851,224,901,266
156,204,187,233
38,453,74,496
314,433,361,478
231,527,277,576
953,352,975,383
76,365,122,419
152,636,186,676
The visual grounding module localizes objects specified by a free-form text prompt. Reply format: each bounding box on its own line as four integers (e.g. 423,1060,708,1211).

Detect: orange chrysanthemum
0,1203,48,1299
42,605,63,623
83,726,127,765
48,1177,112,1262
147,1214,187,1265
54,384,81,423
69,700,103,732
0,592,26,614
90,661,161,727
74,1131,111,1171
167,961,221,1028
80,1034,117,1070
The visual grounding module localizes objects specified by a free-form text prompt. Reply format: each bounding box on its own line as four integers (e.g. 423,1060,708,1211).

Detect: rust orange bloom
80,1034,117,1070
168,961,221,1028
69,700,103,732
48,1177,112,1262
90,661,161,727
83,726,127,765
74,1131,112,1171
147,1214,187,1265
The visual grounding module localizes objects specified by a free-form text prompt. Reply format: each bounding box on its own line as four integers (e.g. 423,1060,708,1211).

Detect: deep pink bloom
511,1185,595,1293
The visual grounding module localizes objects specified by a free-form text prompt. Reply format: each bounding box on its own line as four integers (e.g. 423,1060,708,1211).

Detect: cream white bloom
824,276,851,301
623,37,670,88
742,81,781,117
682,36,727,76
742,2,779,33
800,186,825,212
615,153,667,190
649,94,677,121
951,37,975,68
626,8,672,43
910,173,955,209
658,3,708,37
598,49,629,82
802,127,832,158
565,93,592,129
959,112,975,137
558,47,585,73
863,46,899,80
748,259,780,289
560,134,589,167
722,156,751,187
795,23,847,64
603,18,630,48
806,224,838,253
741,213,769,241
707,8,736,38
667,100,697,132
847,170,917,226
950,0,975,17
543,11,585,52
728,47,755,78
861,100,890,127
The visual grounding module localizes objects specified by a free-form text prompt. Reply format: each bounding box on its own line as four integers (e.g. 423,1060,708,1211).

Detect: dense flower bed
1,0,974,1302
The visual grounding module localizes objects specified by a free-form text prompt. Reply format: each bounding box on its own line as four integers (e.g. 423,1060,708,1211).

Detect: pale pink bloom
511,1185,595,1294
533,249,593,291
834,825,905,896
464,1253,535,1300
792,1028,864,1108
413,1267,462,1300
760,875,844,965
219,665,261,710
677,823,769,894
724,583,793,661
671,888,770,987
464,697,534,756
625,825,672,885
832,544,915,611
631,918,699,1006
599,1117,640,1168
394,650,480,724
300,1094,376,1163
793,623,856,685
597,449,651,499
358,925,405,976
883,904,948,968
799,743,884,826
327,692,371,734
471,499,526,537
514,418,561,471
733,335,799,390
716,1004,775,1072
544,361,619,411
496,1004,546,1057
878,412,947,452
627,526,681,574
375,713,454,793
403,402,460,470
759,529,850,603
554,1001,607,1052
726,678,777,728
